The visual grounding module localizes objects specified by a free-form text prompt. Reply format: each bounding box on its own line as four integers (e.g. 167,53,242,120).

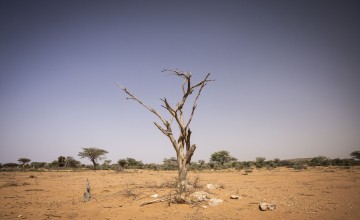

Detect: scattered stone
150,194,159,198
259,202,276,211
29,175,37,178
206,184,220,190
268,203,276,211
83,179,91,202
259,202,268,211
190,191,210,202
230,195,241,199
209,198,223,206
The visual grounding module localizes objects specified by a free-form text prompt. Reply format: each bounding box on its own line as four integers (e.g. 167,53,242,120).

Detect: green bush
255,157,266,168
3,163,19,168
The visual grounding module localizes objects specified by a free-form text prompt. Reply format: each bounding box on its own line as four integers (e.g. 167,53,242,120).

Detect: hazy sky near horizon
1,0,359,165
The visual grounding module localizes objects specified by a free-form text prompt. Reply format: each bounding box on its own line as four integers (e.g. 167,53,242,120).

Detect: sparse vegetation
2,150,360,172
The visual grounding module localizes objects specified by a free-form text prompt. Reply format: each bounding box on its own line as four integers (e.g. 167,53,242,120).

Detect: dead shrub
2,182,19,187
189,176,202,189
159,177,178,189
121,185,139,200
2,181,30,187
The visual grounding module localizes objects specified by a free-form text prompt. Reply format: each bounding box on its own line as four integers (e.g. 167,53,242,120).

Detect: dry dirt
0,167,359,219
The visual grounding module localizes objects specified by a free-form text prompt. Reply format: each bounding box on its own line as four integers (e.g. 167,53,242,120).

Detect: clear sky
1,0,359,165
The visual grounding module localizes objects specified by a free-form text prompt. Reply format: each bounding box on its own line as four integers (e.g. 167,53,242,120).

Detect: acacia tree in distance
78,147,108,170
350,151,360,160
58,156,66,167
117,69,213,197
18,158,31,167
210,150,237,166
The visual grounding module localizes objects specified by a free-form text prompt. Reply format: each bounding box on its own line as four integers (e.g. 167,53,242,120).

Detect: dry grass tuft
190,176,203,189
159,177,178,188
2,181,31,187
121,185,139,200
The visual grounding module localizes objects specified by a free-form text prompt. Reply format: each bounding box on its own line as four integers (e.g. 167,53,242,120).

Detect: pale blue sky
1,0,359,164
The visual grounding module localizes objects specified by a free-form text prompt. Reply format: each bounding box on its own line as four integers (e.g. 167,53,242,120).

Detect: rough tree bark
117,69,213,199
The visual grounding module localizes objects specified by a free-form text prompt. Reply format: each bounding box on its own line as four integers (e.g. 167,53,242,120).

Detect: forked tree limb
115,82,168,127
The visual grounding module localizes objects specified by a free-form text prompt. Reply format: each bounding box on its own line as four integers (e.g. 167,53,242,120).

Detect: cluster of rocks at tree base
259,201,276,211
190,191,210,202
189,191,223,206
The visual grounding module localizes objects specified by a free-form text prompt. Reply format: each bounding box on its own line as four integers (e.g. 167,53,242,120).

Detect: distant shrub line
1,153,359,172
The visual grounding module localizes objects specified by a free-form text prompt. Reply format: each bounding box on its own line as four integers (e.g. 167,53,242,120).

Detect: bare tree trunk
178,159,188,194
91,159,96,170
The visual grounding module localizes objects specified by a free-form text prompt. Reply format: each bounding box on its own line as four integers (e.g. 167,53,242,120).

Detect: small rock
259,202,268,211
230,195,241,199
150,194,159,198
18,215,22,218
259,202,276,211
209,198,223,206
268,203,276,211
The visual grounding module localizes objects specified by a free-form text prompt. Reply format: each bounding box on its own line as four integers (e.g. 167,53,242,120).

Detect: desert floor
0,167,359,219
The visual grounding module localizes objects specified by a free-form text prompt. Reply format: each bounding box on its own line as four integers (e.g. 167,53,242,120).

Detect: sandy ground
0,167,359,219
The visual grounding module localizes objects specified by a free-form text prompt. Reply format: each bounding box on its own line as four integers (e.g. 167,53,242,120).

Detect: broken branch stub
83,179,91,202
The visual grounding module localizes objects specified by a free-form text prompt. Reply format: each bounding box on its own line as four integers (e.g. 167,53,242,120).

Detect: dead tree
117,69,213,199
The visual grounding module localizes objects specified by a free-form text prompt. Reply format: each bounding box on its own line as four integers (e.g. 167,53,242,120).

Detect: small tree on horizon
58,156,66,167
350,151,360,160
102,159,112,169
18,158,31,167
255,157,266,168
65,156,81,168
210,150,237,166
118,159,128,171
78,147,108,170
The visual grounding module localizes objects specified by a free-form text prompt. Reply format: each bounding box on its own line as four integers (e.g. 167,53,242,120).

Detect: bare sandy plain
1,167,359,219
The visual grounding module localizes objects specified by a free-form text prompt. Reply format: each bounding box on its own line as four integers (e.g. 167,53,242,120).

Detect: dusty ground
0,167,359,219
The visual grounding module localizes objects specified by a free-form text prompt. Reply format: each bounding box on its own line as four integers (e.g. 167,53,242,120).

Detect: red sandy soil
0,167,359,219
